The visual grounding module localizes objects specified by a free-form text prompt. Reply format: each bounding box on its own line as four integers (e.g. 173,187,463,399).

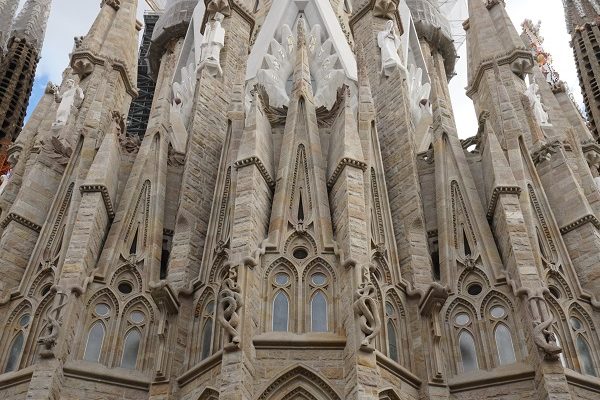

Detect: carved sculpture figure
218,264,243,346
407,64,432,139
0,170,11,195
525,83,551,126
53,79,84,129
353,266,381,349
507,278,562,360
378,20,406,78
170,62,196,153
38,287,68,357
199,13,225,77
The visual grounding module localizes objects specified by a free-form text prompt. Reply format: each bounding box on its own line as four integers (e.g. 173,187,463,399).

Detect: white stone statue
53,79,84,129
377,20,406,78
170,62,196,153
198,12,225,77
525,83,550,126
0,170,12,195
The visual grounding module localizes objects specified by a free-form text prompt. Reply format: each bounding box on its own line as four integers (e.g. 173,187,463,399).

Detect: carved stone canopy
246,0,358,109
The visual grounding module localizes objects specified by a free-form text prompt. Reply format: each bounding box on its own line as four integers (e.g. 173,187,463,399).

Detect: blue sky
22,0,581,137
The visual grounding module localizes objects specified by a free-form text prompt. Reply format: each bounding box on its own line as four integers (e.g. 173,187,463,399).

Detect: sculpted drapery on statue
378,20,406,78
199,12,225,77
525,82,550,126
52,79,84,129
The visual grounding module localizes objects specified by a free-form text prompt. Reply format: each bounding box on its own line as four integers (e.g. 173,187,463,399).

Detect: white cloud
449,0,584,138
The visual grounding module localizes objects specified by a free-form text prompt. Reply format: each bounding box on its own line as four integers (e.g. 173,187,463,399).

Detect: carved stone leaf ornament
256,19,347,110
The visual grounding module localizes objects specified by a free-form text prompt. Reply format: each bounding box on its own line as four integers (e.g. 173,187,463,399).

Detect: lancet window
568,311,598,377
2,304,32,373
265,259,297,333
304,260,335,333
483,297,519,367
199,298,216,361
118,304,149,370
81,290,118,366
83,303,111,362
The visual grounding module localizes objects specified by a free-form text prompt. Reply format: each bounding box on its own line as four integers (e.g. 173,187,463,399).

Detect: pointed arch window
121,329,141,369
83,321,106,362
311,291,328,332
570,316,598,377
5,332,25,373
200,301,215,360
494,324,516,365
458,331,479,373
304,260,335,333
273,291,290,332
486,304,518,366
81,301,113,364
266,262,297,333
3,311,31,373
576,336,596,377
385,302,399,362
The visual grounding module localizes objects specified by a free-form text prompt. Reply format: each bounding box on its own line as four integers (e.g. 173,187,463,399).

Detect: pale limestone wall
0,1,598,400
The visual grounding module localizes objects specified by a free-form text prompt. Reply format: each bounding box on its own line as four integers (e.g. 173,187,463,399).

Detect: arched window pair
266,259,334,334
451,303,518,374
82,298,148,370
271,271,330,332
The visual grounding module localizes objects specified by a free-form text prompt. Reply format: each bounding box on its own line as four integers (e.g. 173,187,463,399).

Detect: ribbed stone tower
0,0,52,175
563,0,600,139
0,0,598,399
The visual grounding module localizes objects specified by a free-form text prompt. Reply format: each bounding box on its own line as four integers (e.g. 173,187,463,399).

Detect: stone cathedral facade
0,0,599,399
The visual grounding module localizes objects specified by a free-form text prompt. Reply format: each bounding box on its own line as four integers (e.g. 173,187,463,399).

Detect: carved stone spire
0,0,19,55
71,0,140,84
10,0,53,53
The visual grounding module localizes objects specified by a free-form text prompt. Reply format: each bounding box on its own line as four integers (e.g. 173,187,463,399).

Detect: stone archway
256,365,341,400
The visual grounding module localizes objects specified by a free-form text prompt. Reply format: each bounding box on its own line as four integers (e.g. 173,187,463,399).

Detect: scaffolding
127,11,161,138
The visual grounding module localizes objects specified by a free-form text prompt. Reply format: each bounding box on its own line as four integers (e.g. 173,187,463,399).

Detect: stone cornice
466,49,534,98
349,0,403,35
63,362,149,390
0,212,42,232
177,350,223,386
70,51,138,98
560,214,600,235
327,158,368,189
448,363,535,393
375,351,422,389
234,156,275,189
486,186,522,220
79,184,116,220
111,60,138,98
0,366,34,390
